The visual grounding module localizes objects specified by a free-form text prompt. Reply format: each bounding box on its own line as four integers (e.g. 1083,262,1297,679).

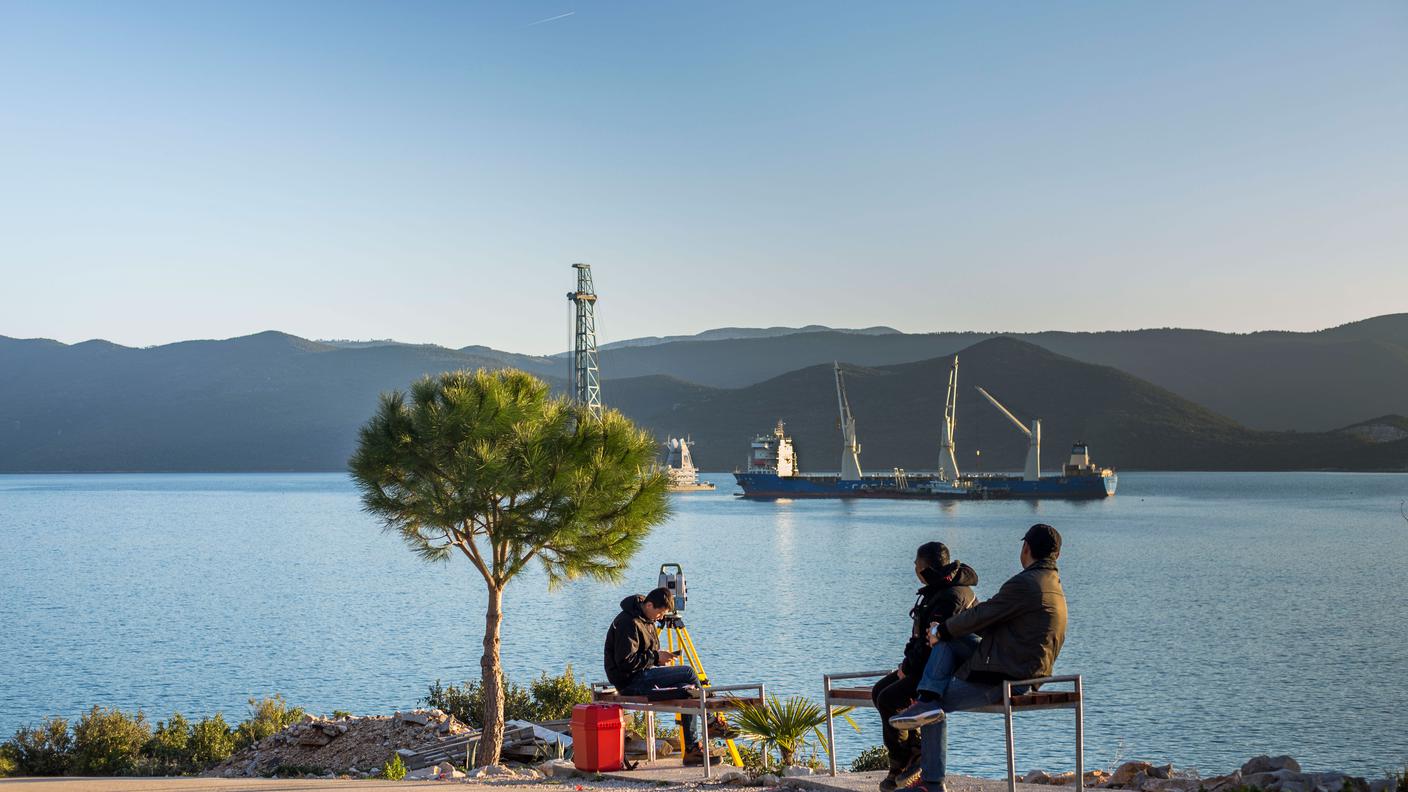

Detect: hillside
2,331,1404,473
594,314,1408,432
622,338,1408,473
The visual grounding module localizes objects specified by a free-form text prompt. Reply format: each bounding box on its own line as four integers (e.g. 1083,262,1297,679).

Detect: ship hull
733,471,1116,500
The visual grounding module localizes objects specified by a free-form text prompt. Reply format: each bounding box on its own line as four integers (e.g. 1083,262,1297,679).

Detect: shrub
145,713,192,771
234,695,304,750
382,753,407,780
529,666,593,721
424,677,534,729
0,743,19,777
332,710,352,720
729,695,853,767
6,717,72,776
189,714,235,766
71,706,151,775
1391,766,1407,792
850,745,890,772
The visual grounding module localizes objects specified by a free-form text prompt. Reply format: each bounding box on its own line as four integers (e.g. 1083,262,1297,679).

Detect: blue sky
1,1,1405,354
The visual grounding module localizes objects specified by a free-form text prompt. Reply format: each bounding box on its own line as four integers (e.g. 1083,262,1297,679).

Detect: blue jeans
916,639,1029,782
620,664,700,746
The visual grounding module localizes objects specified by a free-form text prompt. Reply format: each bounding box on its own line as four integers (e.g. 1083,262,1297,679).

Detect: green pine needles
349,369,670,766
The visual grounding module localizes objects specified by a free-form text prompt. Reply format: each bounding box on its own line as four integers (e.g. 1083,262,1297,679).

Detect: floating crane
938,356,960,481
834,363,863,481
567,263,602,418
975,386,1041,481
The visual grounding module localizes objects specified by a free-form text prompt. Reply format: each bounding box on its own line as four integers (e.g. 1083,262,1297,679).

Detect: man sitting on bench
889,524,1068,792
603,587,707,765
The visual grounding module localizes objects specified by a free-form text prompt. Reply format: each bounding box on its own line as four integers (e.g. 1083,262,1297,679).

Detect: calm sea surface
2,472,1406,776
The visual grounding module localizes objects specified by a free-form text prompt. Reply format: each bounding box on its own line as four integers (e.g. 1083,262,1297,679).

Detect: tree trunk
474,584,505,767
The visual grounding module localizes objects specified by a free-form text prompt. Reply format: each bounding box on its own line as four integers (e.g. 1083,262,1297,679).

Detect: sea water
1,472,1405,776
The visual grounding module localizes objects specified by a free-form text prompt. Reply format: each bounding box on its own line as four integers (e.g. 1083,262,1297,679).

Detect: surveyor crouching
603,587,709,765
889,524,1069,792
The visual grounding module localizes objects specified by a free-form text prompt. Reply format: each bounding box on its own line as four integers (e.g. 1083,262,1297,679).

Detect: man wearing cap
889,524,1068,792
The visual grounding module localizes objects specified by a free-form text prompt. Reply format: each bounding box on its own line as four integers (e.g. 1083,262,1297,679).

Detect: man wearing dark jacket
891,524,1068,792
870,542,978,791
603,587,707,764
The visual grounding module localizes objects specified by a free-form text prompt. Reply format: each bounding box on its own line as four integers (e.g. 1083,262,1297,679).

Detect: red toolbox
571,703,625,772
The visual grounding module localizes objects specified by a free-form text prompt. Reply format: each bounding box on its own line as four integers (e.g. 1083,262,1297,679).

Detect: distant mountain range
1,315,1406,473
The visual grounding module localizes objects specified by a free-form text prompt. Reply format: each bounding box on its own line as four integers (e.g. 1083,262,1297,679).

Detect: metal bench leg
1075,678,1085,792
646,711,656,764
824,675,838,776
1003,682,1017,792
701,696,712,779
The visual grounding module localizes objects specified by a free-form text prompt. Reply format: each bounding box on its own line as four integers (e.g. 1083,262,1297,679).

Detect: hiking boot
709,713,740,738
682,743,723,766
889,701,946,730
880,772,900,792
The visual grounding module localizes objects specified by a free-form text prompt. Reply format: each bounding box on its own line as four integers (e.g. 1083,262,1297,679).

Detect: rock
1025,770,1053,784
1369,781,1392,792
395,747,416,759
717,768,748,784
1114,762,1157,787
757,773,781,786
1050,772,1077,786
1204,772,1244,792
539,759,579,778
1245,770,1314,792
1307,774,1369,792
1086,770,1112,786
407,766,439,780
468,763,516,777
782,766,814,777
1150,765,1174,780
438,761,458,775
397,711,431,726
1245,757,1304,776
297,729,334,747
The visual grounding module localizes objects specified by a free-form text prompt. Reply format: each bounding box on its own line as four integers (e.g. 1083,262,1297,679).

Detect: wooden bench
591,682,765,778
822,670,1084,792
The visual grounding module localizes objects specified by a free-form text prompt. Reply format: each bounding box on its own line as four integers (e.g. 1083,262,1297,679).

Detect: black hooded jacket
603,594,660,689
900,561,979,677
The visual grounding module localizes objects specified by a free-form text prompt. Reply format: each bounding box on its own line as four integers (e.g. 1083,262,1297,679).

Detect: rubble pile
1023,755,1396,792
205,708,473,778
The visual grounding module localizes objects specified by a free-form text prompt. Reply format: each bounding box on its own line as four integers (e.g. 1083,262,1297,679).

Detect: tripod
657,612,744,766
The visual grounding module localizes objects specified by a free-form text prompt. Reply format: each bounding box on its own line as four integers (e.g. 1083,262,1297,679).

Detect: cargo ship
732,359,1116,500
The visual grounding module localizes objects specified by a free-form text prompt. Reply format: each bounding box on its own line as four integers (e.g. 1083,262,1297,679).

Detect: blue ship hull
733,471,1116,500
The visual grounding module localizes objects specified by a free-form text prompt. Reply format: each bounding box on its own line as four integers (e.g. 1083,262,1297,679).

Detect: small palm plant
729,695,857,768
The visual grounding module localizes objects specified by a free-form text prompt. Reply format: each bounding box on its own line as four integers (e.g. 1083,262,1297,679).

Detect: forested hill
594,313,1408,432
1,331,1405,473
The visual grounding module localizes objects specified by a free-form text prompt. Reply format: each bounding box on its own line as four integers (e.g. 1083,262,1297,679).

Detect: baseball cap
1022,523,1061,559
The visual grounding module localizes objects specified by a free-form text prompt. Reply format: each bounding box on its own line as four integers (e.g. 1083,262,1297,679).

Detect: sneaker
880,772,900,792
893,755,922,788
889,701,946,730
682,744,704,766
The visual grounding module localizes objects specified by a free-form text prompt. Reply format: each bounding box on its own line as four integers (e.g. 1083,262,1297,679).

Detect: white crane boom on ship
834,362,863,481
938,356,961,481
975,386,1041,481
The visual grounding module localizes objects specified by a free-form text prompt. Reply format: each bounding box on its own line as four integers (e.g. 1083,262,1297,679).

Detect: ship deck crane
834,363,862,481
975,386,1041,481
938,356,960,481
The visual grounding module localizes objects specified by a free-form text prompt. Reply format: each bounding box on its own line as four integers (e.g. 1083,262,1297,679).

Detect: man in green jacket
889,524,1068,792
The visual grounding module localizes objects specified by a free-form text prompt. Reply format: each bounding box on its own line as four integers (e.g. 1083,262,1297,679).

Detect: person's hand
657,650,677,665
926,622,940,646
895,666,905,679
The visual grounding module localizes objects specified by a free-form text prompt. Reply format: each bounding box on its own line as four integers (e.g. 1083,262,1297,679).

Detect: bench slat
826,688,1079,710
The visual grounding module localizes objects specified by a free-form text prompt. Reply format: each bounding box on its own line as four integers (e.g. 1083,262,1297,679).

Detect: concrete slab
599,762,1051,792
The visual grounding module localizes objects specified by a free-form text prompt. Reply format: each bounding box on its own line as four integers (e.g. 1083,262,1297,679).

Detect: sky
1,1,1405,355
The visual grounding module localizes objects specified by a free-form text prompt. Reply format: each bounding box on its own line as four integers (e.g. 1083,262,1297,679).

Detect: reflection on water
1,472,1407,776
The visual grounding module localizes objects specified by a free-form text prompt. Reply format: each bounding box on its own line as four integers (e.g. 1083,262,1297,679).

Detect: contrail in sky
528,11,575,26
